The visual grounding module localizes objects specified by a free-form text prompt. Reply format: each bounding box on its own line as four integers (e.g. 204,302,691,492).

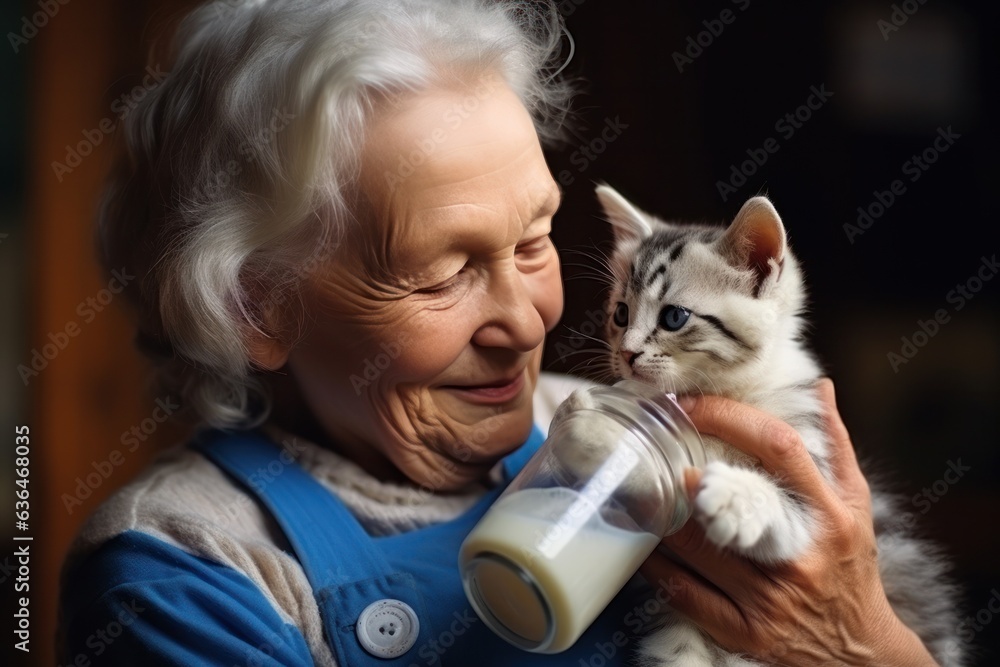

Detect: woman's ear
240,278,297,371
247,331,291,370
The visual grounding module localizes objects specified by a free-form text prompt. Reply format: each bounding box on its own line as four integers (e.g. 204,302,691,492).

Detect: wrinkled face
287,78,563,491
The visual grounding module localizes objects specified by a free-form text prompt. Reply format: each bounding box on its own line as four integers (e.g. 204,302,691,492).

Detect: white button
356,599,420,659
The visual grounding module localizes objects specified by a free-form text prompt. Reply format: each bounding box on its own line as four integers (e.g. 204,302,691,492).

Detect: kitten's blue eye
613,302,629,328
659,305,690,331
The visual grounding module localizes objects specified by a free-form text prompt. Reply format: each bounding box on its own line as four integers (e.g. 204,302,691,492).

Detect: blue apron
192,427,655,666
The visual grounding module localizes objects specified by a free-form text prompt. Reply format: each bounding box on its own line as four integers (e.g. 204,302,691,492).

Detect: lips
442,370,526,405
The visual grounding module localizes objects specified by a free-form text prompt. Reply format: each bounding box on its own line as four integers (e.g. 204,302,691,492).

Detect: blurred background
1,0,997,665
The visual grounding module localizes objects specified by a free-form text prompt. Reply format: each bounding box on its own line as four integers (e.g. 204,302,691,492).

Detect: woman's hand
640,379,939,666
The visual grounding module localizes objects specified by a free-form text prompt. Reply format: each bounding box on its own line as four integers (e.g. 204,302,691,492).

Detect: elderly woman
58,0,942,665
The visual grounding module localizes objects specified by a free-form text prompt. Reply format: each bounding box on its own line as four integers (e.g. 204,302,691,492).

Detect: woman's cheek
384,300,480,381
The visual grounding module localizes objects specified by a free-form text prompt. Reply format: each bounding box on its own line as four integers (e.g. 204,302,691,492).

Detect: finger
639,548,744,644
683,467,702,501
681,393,833,505
816,378,871,509
658,516,763,599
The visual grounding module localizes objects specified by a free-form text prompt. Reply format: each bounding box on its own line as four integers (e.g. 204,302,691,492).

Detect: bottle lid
462,552,555,651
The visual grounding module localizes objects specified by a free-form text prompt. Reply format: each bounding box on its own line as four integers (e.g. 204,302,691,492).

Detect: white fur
596,185,965,666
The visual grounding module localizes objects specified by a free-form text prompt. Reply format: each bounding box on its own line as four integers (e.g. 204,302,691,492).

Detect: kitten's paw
695,462,780,552
552,388,597,424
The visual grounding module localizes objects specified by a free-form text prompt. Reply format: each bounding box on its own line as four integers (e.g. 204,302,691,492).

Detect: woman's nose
472,263,546,352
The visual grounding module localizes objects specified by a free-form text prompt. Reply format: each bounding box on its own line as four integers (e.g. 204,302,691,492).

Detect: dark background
540,0,999,665
1,0,997,665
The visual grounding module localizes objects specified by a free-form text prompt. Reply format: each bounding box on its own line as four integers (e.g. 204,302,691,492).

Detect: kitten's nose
621,349,643,367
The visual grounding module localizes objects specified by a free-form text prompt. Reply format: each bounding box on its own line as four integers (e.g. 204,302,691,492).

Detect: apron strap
192,424,546,589
502,425,546,481
191,428,396,590
193,424,548,664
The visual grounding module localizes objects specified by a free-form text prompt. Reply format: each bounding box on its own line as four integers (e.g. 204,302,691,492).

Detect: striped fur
594,184,965,666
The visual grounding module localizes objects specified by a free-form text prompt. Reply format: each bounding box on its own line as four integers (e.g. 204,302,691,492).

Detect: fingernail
677,395,697,412
683,467,702,499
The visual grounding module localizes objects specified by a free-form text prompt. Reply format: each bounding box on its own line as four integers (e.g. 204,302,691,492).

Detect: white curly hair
100,0,575,428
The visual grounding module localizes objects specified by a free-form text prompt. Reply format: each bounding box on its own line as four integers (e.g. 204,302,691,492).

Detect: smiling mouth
442,370,526,404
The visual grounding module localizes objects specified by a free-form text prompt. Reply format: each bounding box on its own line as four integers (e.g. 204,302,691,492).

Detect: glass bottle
459,379,706,653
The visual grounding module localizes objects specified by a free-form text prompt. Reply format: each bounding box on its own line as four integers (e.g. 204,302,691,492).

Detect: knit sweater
58,372,592,666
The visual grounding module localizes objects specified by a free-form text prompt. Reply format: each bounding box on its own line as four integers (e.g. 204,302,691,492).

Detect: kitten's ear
720,196,787,292
595,184,653,244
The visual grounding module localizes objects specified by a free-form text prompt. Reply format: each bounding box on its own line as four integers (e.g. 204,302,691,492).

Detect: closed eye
516,234,552,257
515,234,554,274
414,264,469,295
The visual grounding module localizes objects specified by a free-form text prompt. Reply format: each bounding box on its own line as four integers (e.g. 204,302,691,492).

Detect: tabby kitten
589,184,964,666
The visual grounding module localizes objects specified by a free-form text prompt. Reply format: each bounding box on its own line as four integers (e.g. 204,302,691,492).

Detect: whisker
562,327,610,348
560,247,619,283
564,355,613,379
557,348,610,361
562,274,615,285
684,366,721,398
